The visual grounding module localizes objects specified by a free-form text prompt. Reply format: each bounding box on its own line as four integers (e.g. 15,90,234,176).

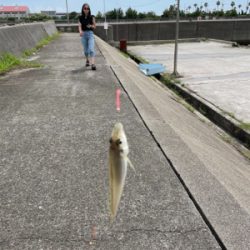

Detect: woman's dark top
79,15,95,31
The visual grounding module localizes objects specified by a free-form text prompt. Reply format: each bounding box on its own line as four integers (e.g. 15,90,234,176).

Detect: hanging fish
109,122,134,220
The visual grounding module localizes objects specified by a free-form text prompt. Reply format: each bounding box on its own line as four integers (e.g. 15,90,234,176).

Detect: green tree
106,10,116,19
212,9,224,17
29,14,51,21
116,8,124,19
106,8,124,19
216,1,220,10
231,1,235,9
204,2,208,12
138,12,146,19
7,17,16,22
194,7,202,17
162,5,176,18
69,11,78,20
225,8,237,16
179,10,186,17
125,7,137,19
238,4,242,14
96,11,103,19
146,11,157,19
226,8,238,17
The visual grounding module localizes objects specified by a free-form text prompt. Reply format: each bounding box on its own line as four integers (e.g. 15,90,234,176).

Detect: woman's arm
78,22,83,36
91,17,96,29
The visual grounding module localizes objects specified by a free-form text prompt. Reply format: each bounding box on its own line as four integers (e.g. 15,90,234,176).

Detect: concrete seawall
110,19,250,44
56,19,250,44
0,21,58,56
56,24,114,42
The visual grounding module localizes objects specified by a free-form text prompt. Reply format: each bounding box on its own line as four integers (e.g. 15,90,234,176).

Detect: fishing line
116,88,121,112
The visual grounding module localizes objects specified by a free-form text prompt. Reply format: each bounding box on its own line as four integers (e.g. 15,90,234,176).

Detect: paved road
128,41,250,124
0,34,220,249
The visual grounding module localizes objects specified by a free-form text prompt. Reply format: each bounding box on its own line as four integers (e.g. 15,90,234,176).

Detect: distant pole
104,0,107,23
173,0,180,77
66,0,69,24
104,0,108,39
116,1,119,42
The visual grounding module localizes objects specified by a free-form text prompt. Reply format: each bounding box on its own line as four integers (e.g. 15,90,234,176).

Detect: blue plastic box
139,63,166,76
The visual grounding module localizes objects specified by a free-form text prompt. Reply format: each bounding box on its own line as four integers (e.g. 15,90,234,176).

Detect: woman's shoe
86,60,90,67
91,64,96,70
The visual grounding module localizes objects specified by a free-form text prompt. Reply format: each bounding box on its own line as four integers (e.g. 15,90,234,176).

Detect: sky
0,0,249,15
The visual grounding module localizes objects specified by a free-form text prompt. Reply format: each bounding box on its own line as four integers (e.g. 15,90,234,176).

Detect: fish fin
120,153,136,173
127,156,136,173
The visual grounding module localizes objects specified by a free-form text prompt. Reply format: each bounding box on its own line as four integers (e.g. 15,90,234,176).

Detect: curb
126,51,250,150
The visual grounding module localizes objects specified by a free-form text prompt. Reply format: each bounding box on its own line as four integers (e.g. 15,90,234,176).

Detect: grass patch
1,32,60,74
22,48,37,57
127,51,149,64
222,110,250,131
0,53,22,74
22,32,60,58
241,149,250,160
160,73,195,113
182,101,195,113
239,123,250,131
223,111,237,119
220,134,232,144
35,32,59,50
119,51,130,58
137,56,149,64
172,95,195,114
0,53,41,75
160,73,180,86
198,106,207,115
220,133,250,161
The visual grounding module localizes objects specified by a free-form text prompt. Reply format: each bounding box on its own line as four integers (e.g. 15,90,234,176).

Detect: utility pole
116,1,119,42
172,0,180,77
104,0,108,40
66,0,69,24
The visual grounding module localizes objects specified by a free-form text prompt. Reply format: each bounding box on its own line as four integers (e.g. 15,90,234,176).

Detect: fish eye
116,139,122,145
109,138,113,144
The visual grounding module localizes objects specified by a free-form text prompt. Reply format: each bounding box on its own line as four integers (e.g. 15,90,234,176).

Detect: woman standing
78,3,96,70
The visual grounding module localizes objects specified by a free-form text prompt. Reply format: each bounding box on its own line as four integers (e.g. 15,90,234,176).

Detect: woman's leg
88,32,96,69
81,34,89,64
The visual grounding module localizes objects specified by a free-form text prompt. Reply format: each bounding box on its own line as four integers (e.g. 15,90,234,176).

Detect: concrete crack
0,236,91,244
116,227,207,236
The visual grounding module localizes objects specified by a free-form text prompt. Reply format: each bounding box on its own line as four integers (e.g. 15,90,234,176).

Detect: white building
0,6,30,19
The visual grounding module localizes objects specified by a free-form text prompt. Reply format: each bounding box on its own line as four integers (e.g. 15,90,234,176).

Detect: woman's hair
81,3,91,17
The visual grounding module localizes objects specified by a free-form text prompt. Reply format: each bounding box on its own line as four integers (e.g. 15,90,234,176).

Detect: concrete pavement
128,41,250,124
0,34,221,249
96,36,250,249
